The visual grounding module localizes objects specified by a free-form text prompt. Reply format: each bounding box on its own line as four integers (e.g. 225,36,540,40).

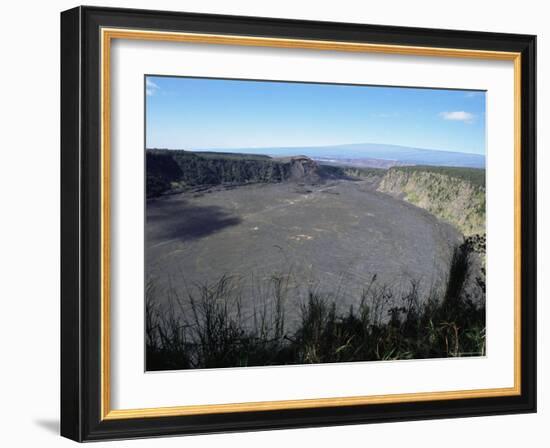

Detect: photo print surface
144,76,487,371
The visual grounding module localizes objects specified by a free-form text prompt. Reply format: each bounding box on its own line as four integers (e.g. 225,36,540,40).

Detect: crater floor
146,179,461,328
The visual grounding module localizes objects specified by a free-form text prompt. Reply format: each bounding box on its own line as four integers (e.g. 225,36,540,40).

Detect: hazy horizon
146,141,485,157
146,142,486,168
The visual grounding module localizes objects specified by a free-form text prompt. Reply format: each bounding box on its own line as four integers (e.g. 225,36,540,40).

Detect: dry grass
146,243,485,371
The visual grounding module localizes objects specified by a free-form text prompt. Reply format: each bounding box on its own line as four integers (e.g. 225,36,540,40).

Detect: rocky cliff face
279,156,321,184
377,167,485,236
146,150,325,197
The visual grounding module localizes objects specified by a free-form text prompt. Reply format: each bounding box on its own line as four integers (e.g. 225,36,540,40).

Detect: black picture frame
61,5,536,442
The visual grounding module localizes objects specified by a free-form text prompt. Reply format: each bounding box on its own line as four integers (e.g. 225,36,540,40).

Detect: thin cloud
439,111,475,123
146,78,159,96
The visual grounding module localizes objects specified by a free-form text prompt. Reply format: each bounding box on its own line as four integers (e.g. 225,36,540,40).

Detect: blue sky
145,76,486,155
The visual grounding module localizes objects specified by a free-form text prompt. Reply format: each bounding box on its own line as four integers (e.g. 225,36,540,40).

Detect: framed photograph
60,6,536,442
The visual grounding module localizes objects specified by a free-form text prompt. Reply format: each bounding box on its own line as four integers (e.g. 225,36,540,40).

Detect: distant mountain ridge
195,143,486,169
313,157,408,169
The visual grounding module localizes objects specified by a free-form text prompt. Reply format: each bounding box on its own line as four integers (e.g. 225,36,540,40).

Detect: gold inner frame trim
100,27,522,421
